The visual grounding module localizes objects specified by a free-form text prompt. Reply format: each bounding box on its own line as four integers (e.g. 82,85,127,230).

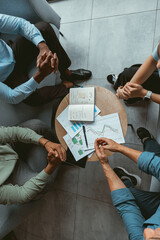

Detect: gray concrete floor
14,1,160,239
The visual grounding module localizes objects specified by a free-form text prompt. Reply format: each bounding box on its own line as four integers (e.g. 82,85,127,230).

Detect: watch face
145,91,152,99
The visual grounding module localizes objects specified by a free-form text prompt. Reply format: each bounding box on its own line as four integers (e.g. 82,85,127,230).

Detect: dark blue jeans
124,138,160,220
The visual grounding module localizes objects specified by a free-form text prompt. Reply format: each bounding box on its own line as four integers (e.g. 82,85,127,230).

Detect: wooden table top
55,86,127,161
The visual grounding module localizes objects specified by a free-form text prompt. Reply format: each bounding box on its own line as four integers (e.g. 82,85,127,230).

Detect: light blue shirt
111,152,160,240
0,14,45,104
152,44,160,77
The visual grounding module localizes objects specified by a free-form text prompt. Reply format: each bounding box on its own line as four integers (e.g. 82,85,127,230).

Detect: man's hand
37,42,58,74
95,138,120,153
95,138,111,164
45,151,64,175
33,52,55,83
44,141,66,162
122,82,147,98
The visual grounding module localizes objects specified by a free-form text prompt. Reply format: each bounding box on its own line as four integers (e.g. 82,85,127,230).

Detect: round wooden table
55,86,128,161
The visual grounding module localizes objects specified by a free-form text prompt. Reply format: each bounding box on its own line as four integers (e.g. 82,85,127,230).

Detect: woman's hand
123,82,147,98
116,86,129,100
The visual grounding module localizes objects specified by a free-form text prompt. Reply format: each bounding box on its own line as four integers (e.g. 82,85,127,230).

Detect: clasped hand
44,141,66,165
37,43,59,74
116,82,146,99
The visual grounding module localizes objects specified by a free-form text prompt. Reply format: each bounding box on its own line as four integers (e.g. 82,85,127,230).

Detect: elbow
9,99,21,105
8,91,23,104
19,192,34,204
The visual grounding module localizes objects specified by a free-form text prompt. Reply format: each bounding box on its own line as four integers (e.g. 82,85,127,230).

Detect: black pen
82,125,88,148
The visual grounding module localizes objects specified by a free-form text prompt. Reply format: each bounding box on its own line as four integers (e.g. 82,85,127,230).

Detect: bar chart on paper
57,106,83,138
57,105,101,138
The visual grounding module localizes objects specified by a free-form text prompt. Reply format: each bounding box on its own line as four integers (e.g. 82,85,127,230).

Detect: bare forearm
130,55,157,85
118,145,142,163
44,163,58,175
101,163,126,192
39,137,50,146
150,92,160,104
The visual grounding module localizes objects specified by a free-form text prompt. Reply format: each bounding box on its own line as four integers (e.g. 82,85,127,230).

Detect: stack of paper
57,107,125,161
57,106,100,161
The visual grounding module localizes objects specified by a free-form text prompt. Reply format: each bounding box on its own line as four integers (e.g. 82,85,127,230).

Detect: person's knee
35,21,53,35
19,119,47,129
121,68,132,79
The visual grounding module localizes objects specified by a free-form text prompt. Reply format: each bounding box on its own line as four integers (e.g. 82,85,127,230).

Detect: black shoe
114,167,141,187
137,127,153,144
107,74,118,85
61,69,92,82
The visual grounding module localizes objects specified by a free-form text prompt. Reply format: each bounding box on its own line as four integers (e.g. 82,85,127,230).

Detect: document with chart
63,131,94,161
83,113,125,150
68,87,95,121
57,105,100,138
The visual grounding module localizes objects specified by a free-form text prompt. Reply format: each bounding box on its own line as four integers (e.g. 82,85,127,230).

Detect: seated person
0,14,92,105
95,127,160,240
107,43,160,105
0,119,66,204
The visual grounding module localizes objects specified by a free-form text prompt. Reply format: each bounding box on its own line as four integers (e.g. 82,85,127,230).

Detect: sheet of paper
57,105,101,138
69,104,94,121
69,87,95,105
87,151,94,159
84,113,125,150
63,130,94,161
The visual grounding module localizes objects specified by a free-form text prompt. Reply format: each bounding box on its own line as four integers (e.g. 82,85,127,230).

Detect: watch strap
144,90,152,99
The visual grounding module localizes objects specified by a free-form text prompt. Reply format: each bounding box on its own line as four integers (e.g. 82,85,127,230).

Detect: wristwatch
143,90,152,100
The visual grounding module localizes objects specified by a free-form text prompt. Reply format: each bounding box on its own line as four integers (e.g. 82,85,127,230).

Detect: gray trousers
5,119,60,187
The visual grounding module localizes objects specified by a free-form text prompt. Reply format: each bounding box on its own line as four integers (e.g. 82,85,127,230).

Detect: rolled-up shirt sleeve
0,170,50,204
0,77,38,104
111,188,145,240
152,44,160,62
138,152,160,181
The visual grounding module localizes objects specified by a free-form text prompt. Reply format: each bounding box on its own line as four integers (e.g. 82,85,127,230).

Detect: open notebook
68,87,95,122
